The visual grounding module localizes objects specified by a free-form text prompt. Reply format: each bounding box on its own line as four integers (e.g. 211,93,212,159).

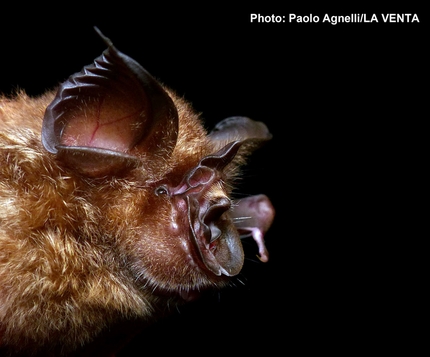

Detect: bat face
0,27,274,355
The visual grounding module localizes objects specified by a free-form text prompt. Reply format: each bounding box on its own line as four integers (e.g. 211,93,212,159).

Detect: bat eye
155,186,169,196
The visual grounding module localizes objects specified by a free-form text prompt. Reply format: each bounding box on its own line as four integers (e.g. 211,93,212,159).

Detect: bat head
40,27,275,301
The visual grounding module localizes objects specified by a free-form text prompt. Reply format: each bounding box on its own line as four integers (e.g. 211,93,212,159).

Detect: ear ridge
42,27,178,177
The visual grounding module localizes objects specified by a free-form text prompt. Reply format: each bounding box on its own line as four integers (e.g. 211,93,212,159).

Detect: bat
0,27,275,356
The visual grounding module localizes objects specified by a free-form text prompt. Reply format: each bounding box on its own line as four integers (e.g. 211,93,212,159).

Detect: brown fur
0,88,256,355
0,30,274,354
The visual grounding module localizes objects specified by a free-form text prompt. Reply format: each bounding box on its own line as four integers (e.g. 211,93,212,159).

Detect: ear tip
93,26,113,48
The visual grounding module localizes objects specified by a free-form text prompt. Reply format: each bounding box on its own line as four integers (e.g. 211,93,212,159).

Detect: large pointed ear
42,27,178,177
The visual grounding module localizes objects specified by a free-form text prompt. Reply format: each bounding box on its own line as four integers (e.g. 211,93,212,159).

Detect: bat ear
208,116,272,154
42,27,178,177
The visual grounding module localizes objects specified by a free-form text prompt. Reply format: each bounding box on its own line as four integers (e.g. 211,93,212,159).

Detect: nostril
202,197,231,244
209,225,222,243
204,197,231,223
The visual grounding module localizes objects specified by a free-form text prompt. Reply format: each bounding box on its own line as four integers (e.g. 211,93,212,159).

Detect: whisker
232,216,252,222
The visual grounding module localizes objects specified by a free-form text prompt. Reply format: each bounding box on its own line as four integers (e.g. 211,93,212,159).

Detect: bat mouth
187,195,244,277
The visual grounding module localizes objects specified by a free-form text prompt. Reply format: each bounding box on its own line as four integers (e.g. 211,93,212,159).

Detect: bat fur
0,28,274,356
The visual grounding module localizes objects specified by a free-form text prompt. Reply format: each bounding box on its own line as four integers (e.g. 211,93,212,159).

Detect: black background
1,3,425,355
